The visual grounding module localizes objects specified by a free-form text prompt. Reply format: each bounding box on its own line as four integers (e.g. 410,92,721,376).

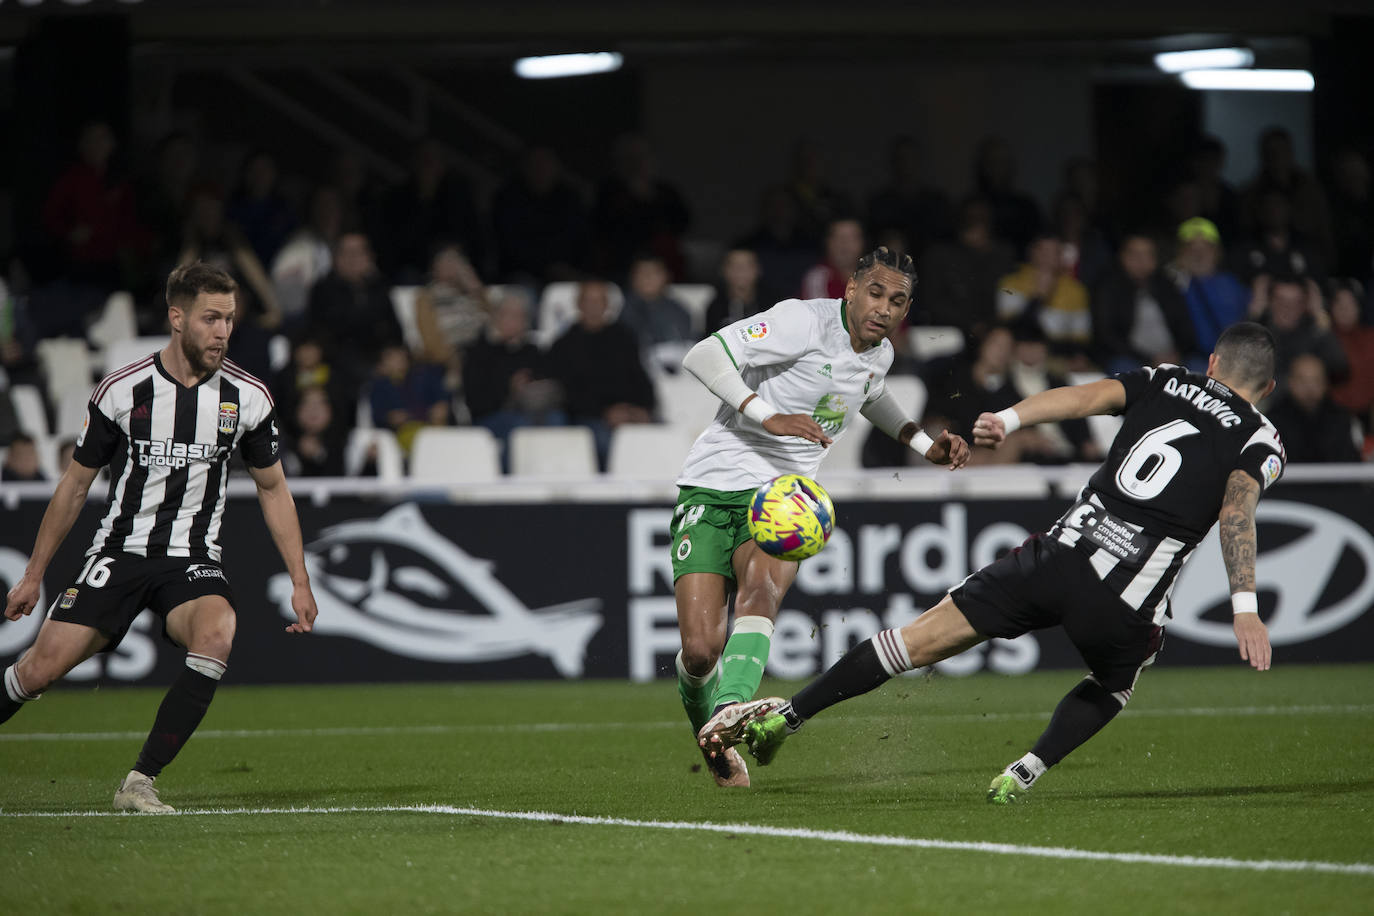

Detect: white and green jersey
676,298,894,490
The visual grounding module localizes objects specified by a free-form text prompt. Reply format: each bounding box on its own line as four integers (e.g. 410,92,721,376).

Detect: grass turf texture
2,664,1371,915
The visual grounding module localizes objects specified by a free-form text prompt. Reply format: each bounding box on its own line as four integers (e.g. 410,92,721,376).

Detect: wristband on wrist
995,407,1022,434
1231,591,1258,615
742,396,778,425
909,430,936,457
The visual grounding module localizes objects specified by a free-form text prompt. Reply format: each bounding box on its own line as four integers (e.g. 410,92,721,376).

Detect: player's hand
1233,614,1271,671
285,580,318,634
762,413,833,447
5,574,42,621
924,429,971,470
972,412,1008,448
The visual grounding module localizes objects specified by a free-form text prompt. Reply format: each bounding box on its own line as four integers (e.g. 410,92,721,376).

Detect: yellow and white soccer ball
746,474,836,561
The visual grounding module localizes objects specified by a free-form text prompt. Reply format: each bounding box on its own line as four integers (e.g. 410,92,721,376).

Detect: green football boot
742,712,790,766
986,772,1022,805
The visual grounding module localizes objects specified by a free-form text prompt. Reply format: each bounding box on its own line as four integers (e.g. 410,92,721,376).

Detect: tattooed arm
1218,469,1271,671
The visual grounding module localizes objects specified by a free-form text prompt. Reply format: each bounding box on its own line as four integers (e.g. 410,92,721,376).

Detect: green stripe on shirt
712,332,739,369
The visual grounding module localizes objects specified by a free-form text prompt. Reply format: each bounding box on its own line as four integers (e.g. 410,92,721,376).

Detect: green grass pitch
2,664,1371,914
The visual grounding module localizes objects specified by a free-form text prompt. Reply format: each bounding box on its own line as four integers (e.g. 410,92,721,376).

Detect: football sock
1004,752,1048,789
1,664,40,725
1029,676,1125,768
712,616,774,708
790,628,913,722
676,650,720,735
133,656,225,778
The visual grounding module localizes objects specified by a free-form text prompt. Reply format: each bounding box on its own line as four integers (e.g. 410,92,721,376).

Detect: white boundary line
0,803,1369,877
1,704,1369,743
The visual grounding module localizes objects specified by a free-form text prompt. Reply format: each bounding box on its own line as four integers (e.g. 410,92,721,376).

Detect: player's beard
183,335,224,377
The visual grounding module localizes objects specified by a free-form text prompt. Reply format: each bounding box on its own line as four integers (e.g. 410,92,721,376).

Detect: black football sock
1029,676,1125,768
133,657,225,778
2,664,40,725
789,628,914,723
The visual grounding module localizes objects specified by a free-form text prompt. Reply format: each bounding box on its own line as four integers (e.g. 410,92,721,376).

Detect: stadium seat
56,389,90,441
410,427,501,484
268,334,291,373
389,285,423,352
533,281,623,349
883,375,929,426
100,337,168,375
655,371,721,436
86,291,137,349
344,427,405,483
667,283,715,337
607,424,692,478
35,337,93,406
509,426,599,479
907,326,964,362
9,384,50,439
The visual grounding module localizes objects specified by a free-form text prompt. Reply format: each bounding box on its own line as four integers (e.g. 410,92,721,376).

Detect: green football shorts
670,486,755,582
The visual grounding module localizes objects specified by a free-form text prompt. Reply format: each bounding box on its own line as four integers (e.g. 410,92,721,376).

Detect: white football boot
697,697,786,760
113,771,175,814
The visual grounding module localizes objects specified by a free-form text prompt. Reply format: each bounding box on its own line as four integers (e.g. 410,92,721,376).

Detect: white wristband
909,430,936,458
742,396,778,425
1231,592,1258,615
995,407,1021,434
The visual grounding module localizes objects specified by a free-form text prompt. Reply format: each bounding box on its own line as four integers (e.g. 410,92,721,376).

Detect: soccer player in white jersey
672,247,970,786
2,262,318,813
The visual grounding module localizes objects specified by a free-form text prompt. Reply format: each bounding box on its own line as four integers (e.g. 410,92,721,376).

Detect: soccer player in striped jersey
674,247,970,787
708,322,1282,802
2,262,318,813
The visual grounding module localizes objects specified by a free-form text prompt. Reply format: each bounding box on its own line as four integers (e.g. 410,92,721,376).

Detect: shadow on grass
1089,778,1374,800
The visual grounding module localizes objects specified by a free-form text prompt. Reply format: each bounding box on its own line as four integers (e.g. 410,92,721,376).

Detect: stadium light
514,52,624,80
1153,48,1254,73
1179,69,1315,92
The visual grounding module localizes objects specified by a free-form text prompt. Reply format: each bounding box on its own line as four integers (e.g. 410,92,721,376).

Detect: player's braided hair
855,246,917,287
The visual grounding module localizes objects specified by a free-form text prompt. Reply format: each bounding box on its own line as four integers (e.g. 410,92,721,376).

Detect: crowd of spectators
2,120,1373,481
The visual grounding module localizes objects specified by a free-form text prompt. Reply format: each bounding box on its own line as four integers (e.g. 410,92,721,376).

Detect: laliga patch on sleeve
1261,453,1283,489
738,321,770,343
77,410,89,447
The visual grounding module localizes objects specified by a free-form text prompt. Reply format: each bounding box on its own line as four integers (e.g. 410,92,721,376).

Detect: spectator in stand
1093,233,1200,373
620,253,694,349
272,336,349,430
1052,192,1111,293
1060,157,1106,237
785,138,853,247
1329,148,1374,285
56,438,81,477
1254,275,1348,392
1169,218,1251,354
1265,353,1361,463
920,325,1018,465
973,136,1042,255
179,186,283,328
1329,280,1374,443
1,433,45,482
705,248,770,332
593,134,690,280
283,385,347,478
1006,319,1100,464
1239,127,1334,267
377,138,483,282
918,196,1015,339
305,232,405,400
1189,136,1241,244
736,186,815,302
491,145,588,285
1234,189,1326,287
548,280,656,469
224,286,275,383
271,185,343,324
414,242,492,382
866,135,953,263
226,150,297,270
41,121,145,291
462,289,565,467
800,218,865,300
138,131,200,275
368,343,450,454
997,234,1092,367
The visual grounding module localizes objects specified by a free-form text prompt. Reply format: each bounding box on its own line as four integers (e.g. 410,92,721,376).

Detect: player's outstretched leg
988,675,1127,804
712,616,775,709
2,620,108,726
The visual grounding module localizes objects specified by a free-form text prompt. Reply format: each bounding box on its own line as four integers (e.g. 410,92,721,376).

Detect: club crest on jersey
59,587,78,609
218,402,239,435
739,321,770,342
812,393,848,435
1261,454,1283,489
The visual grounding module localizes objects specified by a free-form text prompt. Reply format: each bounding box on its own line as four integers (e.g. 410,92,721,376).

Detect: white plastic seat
409,427,501,484
389,285,423,352
9,384,50,439
534,281,623,349
100,337,167,375
509,426,599,479
86,291,137,349
884,375,929,427
344,427,405,483
655,371,722,436
35,337,94,406
907,326,965,362
667,283,715,337
607,424,690,478
56,389,90,441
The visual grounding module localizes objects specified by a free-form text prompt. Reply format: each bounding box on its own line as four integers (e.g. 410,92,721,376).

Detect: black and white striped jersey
73,353,279,562
1048,365,1285,624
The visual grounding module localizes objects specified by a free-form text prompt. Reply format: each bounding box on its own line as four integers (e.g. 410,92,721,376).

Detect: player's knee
679,640,720,677
192,612,236,661
15,654,63,694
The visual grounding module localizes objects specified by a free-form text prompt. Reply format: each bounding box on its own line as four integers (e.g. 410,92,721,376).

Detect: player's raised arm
246,461,318,634
859,388,969,470
972,378,1128,448
681,334,832,446
1218,469,1271,671
4,461,100,620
